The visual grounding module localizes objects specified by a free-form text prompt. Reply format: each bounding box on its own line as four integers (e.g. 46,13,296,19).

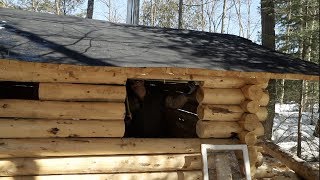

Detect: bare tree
87,0,94,19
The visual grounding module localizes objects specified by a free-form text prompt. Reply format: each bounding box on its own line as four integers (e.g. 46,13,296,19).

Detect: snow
272,103,319,161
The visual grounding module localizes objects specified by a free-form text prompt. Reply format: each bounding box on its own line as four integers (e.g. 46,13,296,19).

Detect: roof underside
0,8,319,80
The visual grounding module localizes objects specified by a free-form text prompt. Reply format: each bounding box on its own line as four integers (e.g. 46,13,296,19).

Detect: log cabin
0,8,319,180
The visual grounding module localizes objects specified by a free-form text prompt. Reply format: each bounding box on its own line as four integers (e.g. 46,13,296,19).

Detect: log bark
197,105,244,121
240,100,259,113
201,77,246,88
0,154,202,176
0,171,202,180
39,83,126,102
237,131,257,146
0,138,238,158
256,107,268,121
0,119,124,138
241,85,264,101
0,59,127,84
196,121,241,138
0,99,124,120
196,88,245,105
260,141,319,180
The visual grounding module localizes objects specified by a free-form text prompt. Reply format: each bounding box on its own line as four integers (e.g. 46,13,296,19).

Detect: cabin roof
0,8,319,80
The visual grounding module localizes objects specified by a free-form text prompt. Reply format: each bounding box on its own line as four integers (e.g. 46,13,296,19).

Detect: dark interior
0,81,39,100
125,80,199,138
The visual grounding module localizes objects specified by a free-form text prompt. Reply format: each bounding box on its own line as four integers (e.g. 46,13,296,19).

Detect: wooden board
0,154,202,176
39,83,126,102
0,138,238,158
0,119,124,138
0,171,202,180
0,99,124,120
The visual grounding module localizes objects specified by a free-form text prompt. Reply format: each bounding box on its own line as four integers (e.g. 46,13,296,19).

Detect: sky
89,0,262,43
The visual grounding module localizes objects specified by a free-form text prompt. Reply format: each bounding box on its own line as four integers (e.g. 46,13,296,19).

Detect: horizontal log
0,138,238,158
237,131,257,146
200,77,246,88
197,105,244,121
238,114,260,131
245,78,269,89
1,59,318,83
259,91,270,106
0,99,124,120
0,171,202,180
240,100,259,113
260,141,319,180
196,121,241,138
0,154,202,176
0,59,127,84
256,107,268,121
253,122,265,137
196,88,245,105
0,119,124,138
241,85,263,101
39,83,126,102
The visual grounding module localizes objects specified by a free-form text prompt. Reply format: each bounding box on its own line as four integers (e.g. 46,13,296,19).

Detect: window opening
0,81,39,100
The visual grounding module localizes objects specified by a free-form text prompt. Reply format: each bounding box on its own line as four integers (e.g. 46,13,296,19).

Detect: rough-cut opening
125,79,200,138
0,81,39,100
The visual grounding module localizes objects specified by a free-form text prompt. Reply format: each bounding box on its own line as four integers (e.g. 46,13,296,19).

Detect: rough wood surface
256,107,268,122
0,99,124,120
241,85,264,101
238,114,260,131
1,59,318,82
260,141,319,180
240,100,259,113
196,121,241,138
259,91,270,106
39,83,126,102
201,77,246,88
0,119,124,138
246,78,269,89
196,88,245,105
197,105,244,121
0,154,203,176
237,131,257,146
0,171,202,180
0,138,238,158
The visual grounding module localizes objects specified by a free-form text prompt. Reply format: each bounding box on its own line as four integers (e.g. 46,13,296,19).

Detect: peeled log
0,99,124,120
196,88,245,105
253,123,265,137
0,154,202,176
0,119,124,138
196,121,241,138
0,59,127,84
245,78,269,89
0,171,202,180
39,83,126,102
238,114,260,131
259,91,270,106
241,85,263,101
201,77,246,88
237,131,257,146
197,105,244,121
0,138,238,158
256,107,268,122
240,100,259,113
260,141,319,180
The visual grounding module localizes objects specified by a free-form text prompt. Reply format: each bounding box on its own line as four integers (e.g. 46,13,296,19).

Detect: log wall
196,77,269,177
0,59,270,179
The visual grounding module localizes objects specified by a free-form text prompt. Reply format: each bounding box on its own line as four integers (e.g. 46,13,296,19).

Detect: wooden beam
200,77,246,88
256,107,268,122
0,59,318,83
0,119,124,138
196,88,245,105
39,83,126,102
0,138,238,158
260,141,319,180
237,131,257,146
0,99,124,120
0,154,203,176
196,121,242,138
259,91,270,106
197,105,244,121
241,85,264,101
0,171,202,180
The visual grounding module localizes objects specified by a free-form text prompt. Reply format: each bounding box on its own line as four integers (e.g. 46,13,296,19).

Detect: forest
1,0,319,164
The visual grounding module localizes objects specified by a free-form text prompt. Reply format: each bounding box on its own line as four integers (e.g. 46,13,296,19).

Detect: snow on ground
272,103,319,161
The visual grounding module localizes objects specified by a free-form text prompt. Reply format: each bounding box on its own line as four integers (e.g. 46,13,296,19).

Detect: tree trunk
55,0,60,15
221,0,227,33
87,0,94,19
178,0,183,29
297,80,305,158
261,0,275,140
